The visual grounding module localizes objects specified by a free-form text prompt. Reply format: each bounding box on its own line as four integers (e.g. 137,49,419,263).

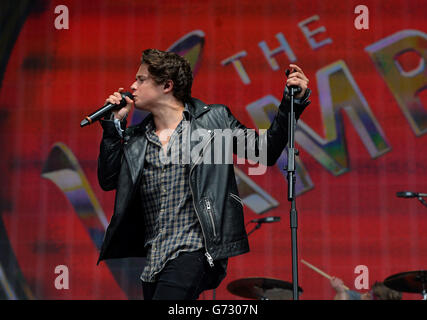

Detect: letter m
296,60,391,175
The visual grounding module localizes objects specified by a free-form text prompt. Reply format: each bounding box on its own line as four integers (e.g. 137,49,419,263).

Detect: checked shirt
139,109,204,282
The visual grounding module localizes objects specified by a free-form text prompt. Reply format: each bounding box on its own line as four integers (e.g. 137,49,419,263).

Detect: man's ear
163,80,174,92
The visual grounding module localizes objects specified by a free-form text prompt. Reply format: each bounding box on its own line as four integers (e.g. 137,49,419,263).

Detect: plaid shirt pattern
139,109,204,282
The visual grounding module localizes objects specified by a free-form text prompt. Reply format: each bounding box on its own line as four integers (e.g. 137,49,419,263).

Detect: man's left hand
286,64,309,99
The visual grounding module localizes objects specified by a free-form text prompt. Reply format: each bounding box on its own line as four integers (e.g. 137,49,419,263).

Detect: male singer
96,48,310,299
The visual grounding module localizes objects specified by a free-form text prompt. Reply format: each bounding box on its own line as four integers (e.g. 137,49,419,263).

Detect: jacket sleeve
97,118,127,191
226,88,311,166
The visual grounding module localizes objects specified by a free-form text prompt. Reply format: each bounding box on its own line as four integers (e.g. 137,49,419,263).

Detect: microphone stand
246,217,281,236
397,191,427,209
215,219,270,300
417,196,427,209
247,223,262,236
286,86,301,300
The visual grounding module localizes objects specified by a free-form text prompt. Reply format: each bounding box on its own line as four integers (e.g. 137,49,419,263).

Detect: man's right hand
105,87,133,120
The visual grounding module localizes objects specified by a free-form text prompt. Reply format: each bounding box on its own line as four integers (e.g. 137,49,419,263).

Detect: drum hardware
227,277,303,300
384,270,427,300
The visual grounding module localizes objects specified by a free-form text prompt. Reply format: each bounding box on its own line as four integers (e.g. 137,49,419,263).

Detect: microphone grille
121,91,134,99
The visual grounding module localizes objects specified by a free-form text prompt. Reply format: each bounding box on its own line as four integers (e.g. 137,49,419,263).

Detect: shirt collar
145,103,190,133
183,102,191,120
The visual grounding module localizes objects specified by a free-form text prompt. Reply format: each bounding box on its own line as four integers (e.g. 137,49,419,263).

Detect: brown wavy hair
141,49,193,102
372,282,402,300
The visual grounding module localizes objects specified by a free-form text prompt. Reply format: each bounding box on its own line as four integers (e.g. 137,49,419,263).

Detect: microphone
396,191,427,198
250,216,281,224
80,91,134,127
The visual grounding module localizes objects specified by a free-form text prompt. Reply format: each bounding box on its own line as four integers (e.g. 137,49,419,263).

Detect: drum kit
228,191,427,300
227,277,302,300
384,270,427,300
227,265,427,300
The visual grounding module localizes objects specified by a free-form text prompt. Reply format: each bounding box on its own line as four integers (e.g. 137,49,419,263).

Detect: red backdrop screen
0,0,426,300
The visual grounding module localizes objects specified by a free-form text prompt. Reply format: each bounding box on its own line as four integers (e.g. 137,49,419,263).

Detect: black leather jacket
97,92,310,266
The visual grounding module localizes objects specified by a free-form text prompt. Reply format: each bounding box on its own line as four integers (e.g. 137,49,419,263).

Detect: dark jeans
141,249,221,300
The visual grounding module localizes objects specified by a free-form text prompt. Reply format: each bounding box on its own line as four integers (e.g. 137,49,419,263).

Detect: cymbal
227,277,303,300
384,270,427,294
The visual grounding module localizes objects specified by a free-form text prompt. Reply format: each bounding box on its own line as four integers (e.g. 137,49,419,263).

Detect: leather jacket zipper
189,131,216,267
229,193,243,206
205,198,217,237
205,252,214,267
